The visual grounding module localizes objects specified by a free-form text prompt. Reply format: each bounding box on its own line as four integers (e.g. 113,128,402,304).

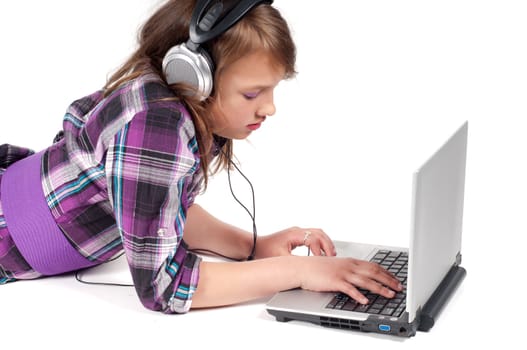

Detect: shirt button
157,228,167,237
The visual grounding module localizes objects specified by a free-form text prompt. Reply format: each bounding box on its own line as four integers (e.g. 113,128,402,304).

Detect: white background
1,1,526,348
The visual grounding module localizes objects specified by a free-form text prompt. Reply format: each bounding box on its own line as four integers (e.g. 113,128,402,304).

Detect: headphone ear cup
162,43,214,100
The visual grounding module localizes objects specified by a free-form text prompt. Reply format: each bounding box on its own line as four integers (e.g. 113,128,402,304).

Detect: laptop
266,121,468,337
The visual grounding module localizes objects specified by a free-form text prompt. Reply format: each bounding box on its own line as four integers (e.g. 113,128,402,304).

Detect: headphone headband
189,0,274,45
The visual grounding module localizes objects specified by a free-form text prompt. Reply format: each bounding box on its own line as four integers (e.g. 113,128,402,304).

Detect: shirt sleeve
105,103,202,314
0,144,35,169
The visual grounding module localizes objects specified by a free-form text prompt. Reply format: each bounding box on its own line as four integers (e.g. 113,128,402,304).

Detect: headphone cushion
162,43,214,100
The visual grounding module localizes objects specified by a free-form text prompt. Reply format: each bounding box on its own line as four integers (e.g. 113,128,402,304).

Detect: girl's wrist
280,255,306,290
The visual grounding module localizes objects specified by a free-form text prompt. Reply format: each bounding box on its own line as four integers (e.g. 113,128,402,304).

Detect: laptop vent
320,317,360,330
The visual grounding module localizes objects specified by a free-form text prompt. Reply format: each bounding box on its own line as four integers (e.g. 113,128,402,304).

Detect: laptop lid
407,121,467,322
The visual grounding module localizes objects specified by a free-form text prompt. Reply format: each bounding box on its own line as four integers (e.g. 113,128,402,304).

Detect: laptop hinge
455,251,462,265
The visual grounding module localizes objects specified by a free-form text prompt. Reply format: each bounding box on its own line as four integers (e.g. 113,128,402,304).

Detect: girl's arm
191,255,404,308
184,204,336,260
184,203,254,260
184,205,403,309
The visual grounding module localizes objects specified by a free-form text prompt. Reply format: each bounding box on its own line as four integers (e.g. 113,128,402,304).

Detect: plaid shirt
0,73,206,313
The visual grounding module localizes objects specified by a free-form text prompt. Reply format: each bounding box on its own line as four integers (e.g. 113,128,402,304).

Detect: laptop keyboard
326,250,408,317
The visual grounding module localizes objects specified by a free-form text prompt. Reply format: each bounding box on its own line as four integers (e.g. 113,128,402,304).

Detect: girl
0,0,402,313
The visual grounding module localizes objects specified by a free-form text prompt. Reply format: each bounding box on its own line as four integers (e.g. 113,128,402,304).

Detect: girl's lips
247,117,266,131
247,122,262,131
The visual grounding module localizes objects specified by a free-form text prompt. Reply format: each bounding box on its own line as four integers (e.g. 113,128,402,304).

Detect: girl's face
209,50,286,140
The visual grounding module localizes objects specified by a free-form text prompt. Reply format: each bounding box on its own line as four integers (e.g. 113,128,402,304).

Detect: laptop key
326,299,339,309
366,294,378,304
326,293,349,309
380,308,395,316
394,306,406,317
335,300,347,309
368,307,382,314
386,302,400,309
342,300,359,311
354,304,370,313
375,296,389,305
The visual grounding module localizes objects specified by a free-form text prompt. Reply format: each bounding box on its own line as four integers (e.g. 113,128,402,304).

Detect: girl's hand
298,256,404,304
255,226,336,259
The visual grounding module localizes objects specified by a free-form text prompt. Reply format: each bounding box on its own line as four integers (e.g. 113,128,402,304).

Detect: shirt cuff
166,247,201,313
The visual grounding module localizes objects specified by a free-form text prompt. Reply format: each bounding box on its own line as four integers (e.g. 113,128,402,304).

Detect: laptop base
267,307,419,337
266,263,466,337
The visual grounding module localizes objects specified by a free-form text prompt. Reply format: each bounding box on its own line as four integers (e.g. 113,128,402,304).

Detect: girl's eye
243,92,259,100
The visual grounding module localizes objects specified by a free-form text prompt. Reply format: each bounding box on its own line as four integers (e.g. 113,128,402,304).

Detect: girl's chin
214,129,252,140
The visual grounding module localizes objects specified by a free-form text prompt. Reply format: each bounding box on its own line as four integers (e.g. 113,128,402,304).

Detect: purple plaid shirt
0,73,207,313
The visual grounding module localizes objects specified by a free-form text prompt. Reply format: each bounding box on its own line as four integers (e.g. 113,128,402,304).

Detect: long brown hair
104,0,296,187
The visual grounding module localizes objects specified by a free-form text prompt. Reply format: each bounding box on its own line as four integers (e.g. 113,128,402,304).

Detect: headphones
162,0,273,101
